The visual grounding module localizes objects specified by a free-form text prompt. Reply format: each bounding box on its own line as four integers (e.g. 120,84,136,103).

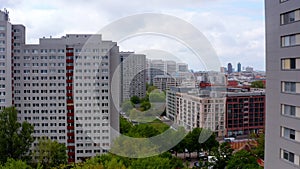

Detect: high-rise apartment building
120,52,146,102
265,0,300,168
0,9,120,163
0,9,12,109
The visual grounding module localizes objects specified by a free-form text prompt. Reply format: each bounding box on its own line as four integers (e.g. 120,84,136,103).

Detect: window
282,81,298,93
281,34,300,47
282,127,296,140
281,58,300,70
282,149,295,163
281,9,300,25
280,0,289,3
282,104,296,116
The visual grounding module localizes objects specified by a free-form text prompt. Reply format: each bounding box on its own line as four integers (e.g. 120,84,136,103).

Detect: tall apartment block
265,0,300,168
0,10,120,163
120,52,146,102
0,9,12,108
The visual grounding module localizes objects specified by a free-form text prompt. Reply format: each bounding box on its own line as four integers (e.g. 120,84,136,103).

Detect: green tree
0,107,34,163
227,150,262,169
130,96,141,104
251,81,265,88
149,90,166,103
120,117,133,134
251,133,265,160
0,158,32,169
184,128,219,156
127,124,160,138
209,142,233,169
140,101,151,111
131,156,174,169
33,137,67,168
146,84,157,93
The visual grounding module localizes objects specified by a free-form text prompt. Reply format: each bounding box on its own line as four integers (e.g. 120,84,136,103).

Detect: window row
23,49,65,54
75,55,108,60
23,103,65,107
14,90,65,94
14,56,65,60
21,62,65,66
16,83,65,87
18,69,65,74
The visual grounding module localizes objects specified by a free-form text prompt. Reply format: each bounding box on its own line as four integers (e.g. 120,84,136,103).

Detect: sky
1,0,265,71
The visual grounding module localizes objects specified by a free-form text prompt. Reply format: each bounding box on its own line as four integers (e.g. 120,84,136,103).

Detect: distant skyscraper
227,63,233,74
237,62,241,72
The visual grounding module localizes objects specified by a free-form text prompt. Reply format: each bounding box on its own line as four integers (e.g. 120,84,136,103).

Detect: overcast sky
1,0,265,71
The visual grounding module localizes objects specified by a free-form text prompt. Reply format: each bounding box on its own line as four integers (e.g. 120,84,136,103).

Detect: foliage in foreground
33,137,67,169
71,153,184,169
0,107,34,163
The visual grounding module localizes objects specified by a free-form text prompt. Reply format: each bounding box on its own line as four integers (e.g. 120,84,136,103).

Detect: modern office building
225,90,265,137
0,9,120,163
166,87,226,136
227,63,233,74
120,52,146,102
237,62,241,72
265,0,300,168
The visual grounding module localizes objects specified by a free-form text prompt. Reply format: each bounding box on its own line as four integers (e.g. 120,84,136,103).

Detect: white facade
166,88,225,136
0,10,12,109
120,52,146,102
0,10,120,163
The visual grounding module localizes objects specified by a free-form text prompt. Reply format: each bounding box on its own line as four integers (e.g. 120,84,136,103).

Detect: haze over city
2,0,265,71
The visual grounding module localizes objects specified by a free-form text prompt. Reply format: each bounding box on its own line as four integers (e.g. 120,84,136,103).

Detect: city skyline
1,0,265,71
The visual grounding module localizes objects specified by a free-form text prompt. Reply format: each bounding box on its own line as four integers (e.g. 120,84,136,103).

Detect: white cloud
0,0,265,70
